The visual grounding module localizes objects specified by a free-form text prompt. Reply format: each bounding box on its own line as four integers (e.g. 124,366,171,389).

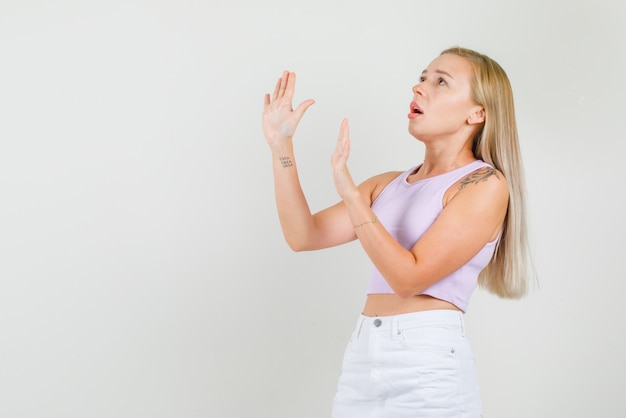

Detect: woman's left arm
332,120,509,298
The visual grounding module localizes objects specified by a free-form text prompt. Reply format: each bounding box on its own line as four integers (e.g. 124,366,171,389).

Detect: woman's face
408,53,484,143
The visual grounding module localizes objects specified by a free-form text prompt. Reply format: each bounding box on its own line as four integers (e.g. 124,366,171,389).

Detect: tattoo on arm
458,168,500,190
279,156,293,168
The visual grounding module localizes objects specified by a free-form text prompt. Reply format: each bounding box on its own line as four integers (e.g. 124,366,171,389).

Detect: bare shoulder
445,166,508,207
359,170,404,203
459,166,506,190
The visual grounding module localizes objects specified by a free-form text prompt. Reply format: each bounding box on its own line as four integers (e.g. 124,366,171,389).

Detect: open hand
262,71,315,151
331,119,358,200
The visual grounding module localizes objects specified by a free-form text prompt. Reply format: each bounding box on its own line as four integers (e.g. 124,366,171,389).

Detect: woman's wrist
353,217,378,229
341,187,365,206
270,140,294,157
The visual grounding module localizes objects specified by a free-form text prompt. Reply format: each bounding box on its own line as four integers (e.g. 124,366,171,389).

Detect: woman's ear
467,108,485,125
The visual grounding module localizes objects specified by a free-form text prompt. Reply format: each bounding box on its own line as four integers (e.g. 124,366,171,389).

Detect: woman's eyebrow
421,69,455,79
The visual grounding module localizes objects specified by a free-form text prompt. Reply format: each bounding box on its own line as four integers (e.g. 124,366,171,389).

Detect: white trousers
332,310,483,418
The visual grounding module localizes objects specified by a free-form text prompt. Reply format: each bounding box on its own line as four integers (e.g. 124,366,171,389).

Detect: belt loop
459,313,466,337
356,316,366,340
392,316,399,340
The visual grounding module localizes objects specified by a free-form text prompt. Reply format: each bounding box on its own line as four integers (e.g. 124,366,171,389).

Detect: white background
1,1,625,417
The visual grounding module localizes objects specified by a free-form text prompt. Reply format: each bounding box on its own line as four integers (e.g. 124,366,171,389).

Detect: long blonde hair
441,46,535,298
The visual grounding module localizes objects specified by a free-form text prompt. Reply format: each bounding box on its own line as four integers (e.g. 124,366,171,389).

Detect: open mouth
410,102,423,114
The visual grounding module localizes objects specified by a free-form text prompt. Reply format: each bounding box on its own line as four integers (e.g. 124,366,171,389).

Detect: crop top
366,160,499,312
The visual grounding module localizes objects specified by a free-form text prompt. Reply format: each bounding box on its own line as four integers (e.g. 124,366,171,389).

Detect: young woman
262,47,533,418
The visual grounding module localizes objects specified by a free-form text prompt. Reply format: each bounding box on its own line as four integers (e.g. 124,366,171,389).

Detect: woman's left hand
331,119,359,201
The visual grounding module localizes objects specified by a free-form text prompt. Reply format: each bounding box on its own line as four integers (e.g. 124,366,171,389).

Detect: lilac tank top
366,160,498,312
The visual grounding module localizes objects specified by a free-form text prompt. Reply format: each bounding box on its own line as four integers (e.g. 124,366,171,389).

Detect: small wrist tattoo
279,156,293,168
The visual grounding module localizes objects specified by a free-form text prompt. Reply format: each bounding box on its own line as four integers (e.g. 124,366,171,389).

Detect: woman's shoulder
444,164,508,208
459,164,506,189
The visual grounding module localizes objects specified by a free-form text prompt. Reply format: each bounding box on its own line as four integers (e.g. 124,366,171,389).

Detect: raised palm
262,71,315,150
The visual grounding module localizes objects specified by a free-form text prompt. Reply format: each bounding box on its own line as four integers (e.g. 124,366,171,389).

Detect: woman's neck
416,148,476,179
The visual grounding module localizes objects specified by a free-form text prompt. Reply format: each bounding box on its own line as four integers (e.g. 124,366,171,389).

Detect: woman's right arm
263,71,358,251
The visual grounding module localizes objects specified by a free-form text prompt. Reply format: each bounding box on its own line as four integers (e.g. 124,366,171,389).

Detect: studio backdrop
1,1,625,417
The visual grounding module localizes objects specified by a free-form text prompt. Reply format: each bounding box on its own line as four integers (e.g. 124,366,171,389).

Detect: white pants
332,310,483,418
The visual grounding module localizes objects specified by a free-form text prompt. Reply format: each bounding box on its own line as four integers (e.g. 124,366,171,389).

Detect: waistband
354,309,465,338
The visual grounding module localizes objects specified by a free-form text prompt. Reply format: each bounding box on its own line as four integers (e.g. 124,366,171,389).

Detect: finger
293,99,315,120
264,93,270,108
342,131,351,159
333,119,350,163
338,119,350,145
271,76,281,101
339,119,351,159
335,119,348,147
284,71,296,99
278,70,289,97
336,136,350,161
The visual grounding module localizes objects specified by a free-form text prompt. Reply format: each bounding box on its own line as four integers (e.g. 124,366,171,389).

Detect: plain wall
1,0,625,417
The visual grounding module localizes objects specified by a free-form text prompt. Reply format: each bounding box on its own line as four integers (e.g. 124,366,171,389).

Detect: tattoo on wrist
279,156,293,168
458,168,499,190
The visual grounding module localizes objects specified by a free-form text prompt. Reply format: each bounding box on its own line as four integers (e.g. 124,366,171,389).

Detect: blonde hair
441,46,535,298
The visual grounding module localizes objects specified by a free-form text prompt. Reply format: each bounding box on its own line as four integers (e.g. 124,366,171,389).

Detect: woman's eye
438,78,446,85
419,76,426,82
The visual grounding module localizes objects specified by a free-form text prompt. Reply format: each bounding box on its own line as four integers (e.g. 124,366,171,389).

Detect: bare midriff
362,294,461,317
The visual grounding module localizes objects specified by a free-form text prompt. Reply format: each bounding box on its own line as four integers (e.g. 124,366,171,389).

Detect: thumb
293,99,315,120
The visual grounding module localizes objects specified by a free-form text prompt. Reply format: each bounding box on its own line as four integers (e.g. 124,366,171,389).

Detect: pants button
373,319,382,327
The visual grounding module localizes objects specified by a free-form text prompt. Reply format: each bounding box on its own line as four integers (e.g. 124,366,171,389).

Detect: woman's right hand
262,71,315,151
